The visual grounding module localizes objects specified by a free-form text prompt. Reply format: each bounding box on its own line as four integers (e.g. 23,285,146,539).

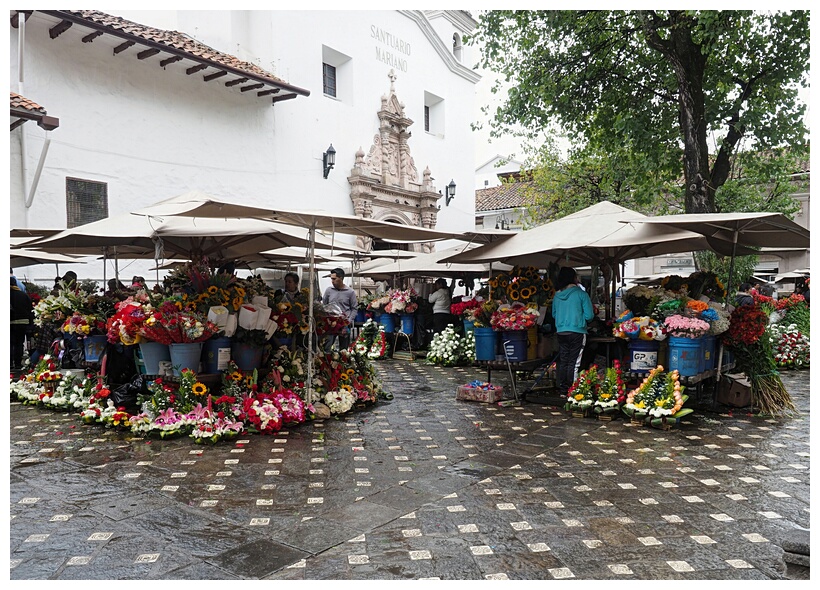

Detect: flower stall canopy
133,190,463,244
357,244,514,280
439,201,747,269
10,247,90,267
625,212,810,250
24,212,356,262
774,269,810,284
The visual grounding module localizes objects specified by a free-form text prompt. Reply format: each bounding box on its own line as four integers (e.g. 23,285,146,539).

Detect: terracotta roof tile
475,181,535,212
60,10,292,87
10,92,46,114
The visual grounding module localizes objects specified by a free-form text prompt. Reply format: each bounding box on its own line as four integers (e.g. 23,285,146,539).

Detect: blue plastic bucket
502,330,527,362
356,309,366,323
400,314,415,335
169,342,203,376
474,327,496,361
138,341,171,375
83,335,108,364
629,339,660,373
231,342,264,371
702,336,716,371
379,313,396,333
463,320,475,334
668,336,700,376
201,336,232,374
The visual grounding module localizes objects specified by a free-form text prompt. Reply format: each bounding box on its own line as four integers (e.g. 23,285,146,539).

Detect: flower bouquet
238,394,283,434
384,287,418,314
593,360,626,419
768,323,810,369
464,299,499,328
61,311,105,338
324,389,357,414
141,300,218,344
451,297,483,319
490,302,540,331
106,296,154,345
663,314,710,339
427,325,475,367
489,266,555,306
722,304,797,416
232,326,270,346
621,365,692,428
564,366,598,416
686,271,726,302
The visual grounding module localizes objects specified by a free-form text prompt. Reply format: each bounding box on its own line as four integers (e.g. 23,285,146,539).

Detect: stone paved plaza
8,362,810,580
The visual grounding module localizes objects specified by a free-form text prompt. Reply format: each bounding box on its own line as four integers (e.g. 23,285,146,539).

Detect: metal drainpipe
18,13,30,208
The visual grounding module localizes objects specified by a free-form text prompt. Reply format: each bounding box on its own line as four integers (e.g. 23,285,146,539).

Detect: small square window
66,178,108,228
323,63,337,97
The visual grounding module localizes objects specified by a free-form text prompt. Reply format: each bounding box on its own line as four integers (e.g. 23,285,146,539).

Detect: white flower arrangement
324,389,356,414
427,326,475,367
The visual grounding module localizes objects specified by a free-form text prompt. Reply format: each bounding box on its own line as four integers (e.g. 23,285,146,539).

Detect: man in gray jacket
322,267,358,352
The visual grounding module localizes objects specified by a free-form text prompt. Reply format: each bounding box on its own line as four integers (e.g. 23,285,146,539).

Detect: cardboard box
456,384,503,403
717,373,752,408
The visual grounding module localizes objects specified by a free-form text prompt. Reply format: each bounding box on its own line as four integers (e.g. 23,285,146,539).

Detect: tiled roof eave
35,10,310,102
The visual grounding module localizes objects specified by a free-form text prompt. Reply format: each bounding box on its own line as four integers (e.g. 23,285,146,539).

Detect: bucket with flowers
142,301,218,376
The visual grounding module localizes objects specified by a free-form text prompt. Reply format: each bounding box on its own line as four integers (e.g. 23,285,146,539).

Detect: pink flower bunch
663,314,710,338
384,288,418,313
490,303,540,331
272,390,307,424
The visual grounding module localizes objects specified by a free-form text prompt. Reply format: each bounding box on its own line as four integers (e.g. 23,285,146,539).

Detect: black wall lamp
322,143,336,179
445,179,456,206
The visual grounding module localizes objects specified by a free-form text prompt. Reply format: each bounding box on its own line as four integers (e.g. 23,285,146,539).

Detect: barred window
424,105,430,132
323,63,337,97
66,178,108,228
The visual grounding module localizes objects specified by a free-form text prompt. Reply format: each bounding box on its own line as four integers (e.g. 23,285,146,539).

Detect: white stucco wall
10,10,479,285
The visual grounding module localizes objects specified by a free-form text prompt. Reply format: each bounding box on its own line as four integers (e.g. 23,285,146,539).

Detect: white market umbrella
133,191,467,403
358,243,513,280
440,201,753,318
623,211,810,296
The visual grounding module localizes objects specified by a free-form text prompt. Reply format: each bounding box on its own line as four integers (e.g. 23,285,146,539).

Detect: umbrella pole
306,221,317,405
725,231,739,299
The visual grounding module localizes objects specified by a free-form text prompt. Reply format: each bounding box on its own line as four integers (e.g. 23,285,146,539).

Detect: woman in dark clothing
10,276,34,371
734,283,754,307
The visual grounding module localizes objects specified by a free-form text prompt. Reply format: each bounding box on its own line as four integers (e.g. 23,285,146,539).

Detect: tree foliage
470,10,810,214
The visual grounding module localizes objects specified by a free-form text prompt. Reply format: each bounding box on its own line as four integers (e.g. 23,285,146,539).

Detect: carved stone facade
348,70,443,254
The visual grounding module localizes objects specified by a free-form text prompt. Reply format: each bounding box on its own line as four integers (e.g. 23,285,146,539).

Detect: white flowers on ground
325,389,356,414
427,326,475,367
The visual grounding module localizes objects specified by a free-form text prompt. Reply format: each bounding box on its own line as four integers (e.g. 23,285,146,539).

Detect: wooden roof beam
225,77,248,87
241,83,264,92
49,20,73,39
186,63,209,75
204,70,227,82
113,40,135,55
257,88,281,97
137,48,160,60
160,55,183,68
82,30,103,43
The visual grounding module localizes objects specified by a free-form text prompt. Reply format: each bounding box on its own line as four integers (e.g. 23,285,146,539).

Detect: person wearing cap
428,278,453,334
552,266,594,398
322,267,357,351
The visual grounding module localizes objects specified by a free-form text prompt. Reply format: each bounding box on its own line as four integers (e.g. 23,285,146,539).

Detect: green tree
470,10,809,214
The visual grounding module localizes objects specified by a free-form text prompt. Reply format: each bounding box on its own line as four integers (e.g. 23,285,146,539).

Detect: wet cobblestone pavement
9,362,810,580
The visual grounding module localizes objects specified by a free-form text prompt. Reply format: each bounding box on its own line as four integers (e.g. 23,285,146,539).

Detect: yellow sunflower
489,279,499,289
340,383,353,392
509,288,520,301
235,287,246,297
208,285,218,294
340,373,349,381
230,371,243,382
192,382,208,396
244,375,254,388
174,301,183,310
346,368,355,376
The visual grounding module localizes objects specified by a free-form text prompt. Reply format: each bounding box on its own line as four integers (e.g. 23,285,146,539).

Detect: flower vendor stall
13,253,393,444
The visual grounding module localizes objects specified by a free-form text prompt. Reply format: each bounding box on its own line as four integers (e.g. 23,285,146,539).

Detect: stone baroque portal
348,69,442,253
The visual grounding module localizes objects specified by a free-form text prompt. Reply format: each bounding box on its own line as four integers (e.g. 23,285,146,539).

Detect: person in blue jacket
552,266,595,397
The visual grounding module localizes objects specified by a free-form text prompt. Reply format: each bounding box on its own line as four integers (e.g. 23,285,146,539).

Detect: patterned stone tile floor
7,363,810,580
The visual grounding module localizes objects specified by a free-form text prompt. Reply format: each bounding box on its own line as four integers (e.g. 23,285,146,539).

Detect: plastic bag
109,374,151,415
